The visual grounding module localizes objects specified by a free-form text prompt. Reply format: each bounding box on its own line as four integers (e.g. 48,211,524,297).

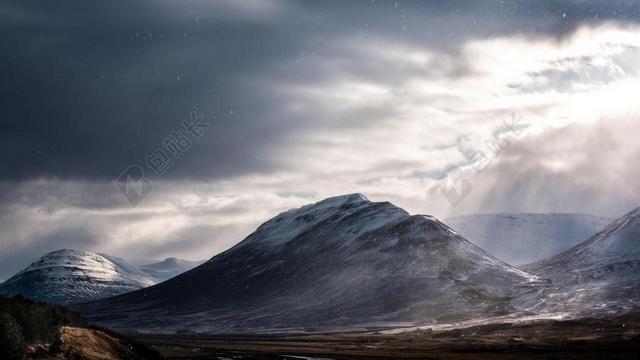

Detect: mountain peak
47,248,89,256
313,193,369,208
527,207,640,269
0,249,155,304
243,192,398,249
76,196,545,333
523,207,640,315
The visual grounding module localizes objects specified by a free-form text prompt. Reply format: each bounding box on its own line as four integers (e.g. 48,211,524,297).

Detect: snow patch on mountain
240,193,385,249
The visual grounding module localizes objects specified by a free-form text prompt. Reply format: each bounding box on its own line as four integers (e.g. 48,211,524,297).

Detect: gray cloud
0,226,101,280
1,0,639,181
1,0,640,278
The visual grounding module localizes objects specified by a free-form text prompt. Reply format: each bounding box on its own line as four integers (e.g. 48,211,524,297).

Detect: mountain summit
76,194,546,333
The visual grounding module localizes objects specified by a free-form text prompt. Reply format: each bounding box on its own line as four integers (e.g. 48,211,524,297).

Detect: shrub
0,312,25,360
0,295,84,343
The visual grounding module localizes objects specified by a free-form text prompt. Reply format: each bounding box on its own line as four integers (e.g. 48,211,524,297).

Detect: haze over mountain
76,194,548,334
446,214,613,265
524,207,640,315
139,258,205,283
0,250,202,304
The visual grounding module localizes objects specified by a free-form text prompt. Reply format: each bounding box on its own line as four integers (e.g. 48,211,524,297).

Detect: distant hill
445,213,612,265
0,249,202,305
524,207,640,315
139,257,205,283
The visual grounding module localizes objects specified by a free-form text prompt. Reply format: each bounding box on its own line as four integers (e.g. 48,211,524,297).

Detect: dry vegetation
0,296,161,360
135,313,640,359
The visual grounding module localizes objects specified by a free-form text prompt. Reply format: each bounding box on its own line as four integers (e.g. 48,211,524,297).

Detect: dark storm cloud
0,0,306,181
1,0,639,181
0,181,127,210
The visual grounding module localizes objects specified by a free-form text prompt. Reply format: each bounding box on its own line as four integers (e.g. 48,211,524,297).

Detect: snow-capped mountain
445,214,612,265
0,249,155,305
523,207,640,315
76,194,547,333
139,257,205,283
0,250,203,305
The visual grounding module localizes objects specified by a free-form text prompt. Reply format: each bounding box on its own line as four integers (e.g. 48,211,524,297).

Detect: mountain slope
0,251,203,305
76,194,547,334
139,258,205,283
523,207,640,315
0,249,155,305
445,214,612,265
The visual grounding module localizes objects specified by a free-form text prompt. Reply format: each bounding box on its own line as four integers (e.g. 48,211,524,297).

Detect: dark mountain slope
76,194,547,333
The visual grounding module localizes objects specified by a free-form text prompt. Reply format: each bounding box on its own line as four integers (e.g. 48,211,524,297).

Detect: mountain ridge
0,249,203,305
75,193,548,334
523,206,640,315
0,249,154,305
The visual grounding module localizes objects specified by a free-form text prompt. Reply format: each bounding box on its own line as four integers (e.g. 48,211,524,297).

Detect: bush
0,295,84,344
0,312,25,360
0,296,160,359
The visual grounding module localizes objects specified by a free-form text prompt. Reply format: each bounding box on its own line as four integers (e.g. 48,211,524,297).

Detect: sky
1,0,640,279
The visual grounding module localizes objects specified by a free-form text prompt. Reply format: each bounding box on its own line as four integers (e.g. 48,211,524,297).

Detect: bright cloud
1,17,640,277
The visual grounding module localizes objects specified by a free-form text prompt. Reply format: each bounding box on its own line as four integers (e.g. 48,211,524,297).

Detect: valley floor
133,313,640,360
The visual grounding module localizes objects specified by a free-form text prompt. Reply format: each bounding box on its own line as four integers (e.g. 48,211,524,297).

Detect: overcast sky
1,0,640,279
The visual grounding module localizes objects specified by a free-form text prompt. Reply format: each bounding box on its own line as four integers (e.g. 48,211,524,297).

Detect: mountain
76,194,547,334
523,207,640,315
0,249,155,305
445,214,612,265
139,258,205,283
0,250,203,305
